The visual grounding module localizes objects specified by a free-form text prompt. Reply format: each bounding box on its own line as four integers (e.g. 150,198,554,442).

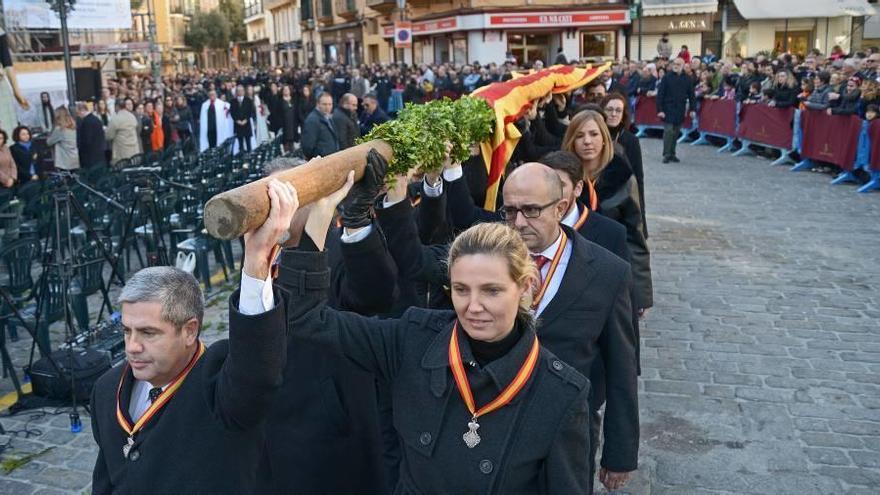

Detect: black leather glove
340,148,388,229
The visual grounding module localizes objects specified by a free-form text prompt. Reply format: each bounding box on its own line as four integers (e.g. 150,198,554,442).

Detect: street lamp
48,0,78,109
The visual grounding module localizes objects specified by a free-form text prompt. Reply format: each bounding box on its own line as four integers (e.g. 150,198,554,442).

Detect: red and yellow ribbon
116,341,206,437
531,234,569,310
573,204,590,231
585,179,598,212
448,322,540,420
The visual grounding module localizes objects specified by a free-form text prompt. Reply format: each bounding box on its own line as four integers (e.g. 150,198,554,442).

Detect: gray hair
263,156,306,177
118,267,204,328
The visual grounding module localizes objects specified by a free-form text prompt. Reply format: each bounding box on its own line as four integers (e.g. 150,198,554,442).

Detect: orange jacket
150,111,164,151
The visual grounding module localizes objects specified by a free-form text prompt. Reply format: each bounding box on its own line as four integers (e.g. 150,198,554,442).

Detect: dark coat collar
537,225,598,328
421,319,538,393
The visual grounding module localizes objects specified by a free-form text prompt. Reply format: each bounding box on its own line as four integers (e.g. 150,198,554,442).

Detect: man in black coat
300,92,339,159
230,85,256,154
656,57,695,163
331,93,360,150
76,102,107,168
501,164,638,492
90,259,289,494
360,92,390,136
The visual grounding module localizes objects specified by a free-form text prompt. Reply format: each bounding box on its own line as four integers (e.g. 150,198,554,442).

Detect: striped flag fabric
471,63,610,210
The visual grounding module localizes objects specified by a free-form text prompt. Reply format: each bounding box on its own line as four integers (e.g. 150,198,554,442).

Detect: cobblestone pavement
1,137,879,494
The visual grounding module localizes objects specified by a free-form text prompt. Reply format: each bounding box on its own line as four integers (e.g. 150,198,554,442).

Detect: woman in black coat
243,181,592,495
829,76,862,116
566,110,653,317
602,92,647,238
769,70,799,109
10,125,39,183
279,85,297,151
293,84,316,142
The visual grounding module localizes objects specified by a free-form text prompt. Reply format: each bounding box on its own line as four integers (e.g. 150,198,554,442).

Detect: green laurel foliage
360,96,495,177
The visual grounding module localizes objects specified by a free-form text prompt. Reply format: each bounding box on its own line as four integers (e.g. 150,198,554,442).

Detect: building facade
244,0,304,67
372,1,632,66
719,0,874,59
131,0,222,71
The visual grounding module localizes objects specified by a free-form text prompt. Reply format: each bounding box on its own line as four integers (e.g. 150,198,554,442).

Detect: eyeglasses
604,107,624,115
500,199,560,220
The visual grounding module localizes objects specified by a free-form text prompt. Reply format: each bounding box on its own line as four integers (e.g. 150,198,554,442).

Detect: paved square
1,137,878,494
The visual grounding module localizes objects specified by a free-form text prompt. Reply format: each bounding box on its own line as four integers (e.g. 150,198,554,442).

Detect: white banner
14,70,69,131
4,0,132,30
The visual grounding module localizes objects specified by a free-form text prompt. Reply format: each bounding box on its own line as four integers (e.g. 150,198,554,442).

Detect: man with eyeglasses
859,54,880,82
501,162,639,493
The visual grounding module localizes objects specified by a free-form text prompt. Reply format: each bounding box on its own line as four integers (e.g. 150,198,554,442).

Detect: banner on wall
14,70,69,131
737,104,795,150
3,0,132,30
800,110,861,170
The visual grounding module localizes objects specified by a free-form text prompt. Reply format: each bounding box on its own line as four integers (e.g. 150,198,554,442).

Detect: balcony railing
365,0,396,14
335,0,357,19
244,0,263,18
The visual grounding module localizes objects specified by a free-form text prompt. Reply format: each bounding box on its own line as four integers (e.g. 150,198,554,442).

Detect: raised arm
208,179,297,430
240,163,407,382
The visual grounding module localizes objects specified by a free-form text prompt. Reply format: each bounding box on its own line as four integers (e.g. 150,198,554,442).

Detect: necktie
531,254,550,285
148,387,163,404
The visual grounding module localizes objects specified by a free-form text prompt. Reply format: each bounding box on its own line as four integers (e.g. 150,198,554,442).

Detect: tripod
0,286,61,413
10,173,119,424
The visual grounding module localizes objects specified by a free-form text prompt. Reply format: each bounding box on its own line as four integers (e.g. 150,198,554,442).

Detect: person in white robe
199,90,234,152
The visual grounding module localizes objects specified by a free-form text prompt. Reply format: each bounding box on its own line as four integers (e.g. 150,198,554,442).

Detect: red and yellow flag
471,63,610,210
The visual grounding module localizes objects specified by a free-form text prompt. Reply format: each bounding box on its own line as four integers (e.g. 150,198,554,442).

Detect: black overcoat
300,109,339,159
276,249,593,495
77,113,107,167
230,96,256,137
90,290,288,495
656,71,695,125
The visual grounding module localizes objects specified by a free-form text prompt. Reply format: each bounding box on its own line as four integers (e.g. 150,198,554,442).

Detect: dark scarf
465,314,530,367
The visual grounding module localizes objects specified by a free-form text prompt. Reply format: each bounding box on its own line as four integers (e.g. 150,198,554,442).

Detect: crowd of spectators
3,42,879,188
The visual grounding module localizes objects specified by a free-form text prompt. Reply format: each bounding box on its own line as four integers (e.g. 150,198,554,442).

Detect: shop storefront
319,21,364,66
275,40,302,68
382,8,630,65
631,0,717,60
725,0,874,58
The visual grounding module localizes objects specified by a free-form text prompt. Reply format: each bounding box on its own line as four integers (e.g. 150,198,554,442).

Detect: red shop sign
488,11,628,27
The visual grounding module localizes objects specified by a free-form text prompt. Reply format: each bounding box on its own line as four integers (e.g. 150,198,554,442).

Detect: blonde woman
46,106,79,171
563,110,653,316
239,169,593,494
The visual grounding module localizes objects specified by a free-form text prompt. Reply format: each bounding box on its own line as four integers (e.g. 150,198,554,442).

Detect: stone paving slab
1,137,879,493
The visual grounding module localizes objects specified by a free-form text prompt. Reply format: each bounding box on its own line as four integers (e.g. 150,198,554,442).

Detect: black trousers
236,133,252,154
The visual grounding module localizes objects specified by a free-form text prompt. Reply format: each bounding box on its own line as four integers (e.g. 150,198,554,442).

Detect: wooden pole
204,140,393,240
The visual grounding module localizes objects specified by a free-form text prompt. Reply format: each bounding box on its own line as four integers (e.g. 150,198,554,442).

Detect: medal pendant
122,437,134,459
463,420,481,449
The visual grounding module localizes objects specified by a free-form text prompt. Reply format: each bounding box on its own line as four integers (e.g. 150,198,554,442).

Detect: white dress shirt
561,204,582,229
532,231,572,317
238,226,373,315
128,380,167,421
422,165,464,198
